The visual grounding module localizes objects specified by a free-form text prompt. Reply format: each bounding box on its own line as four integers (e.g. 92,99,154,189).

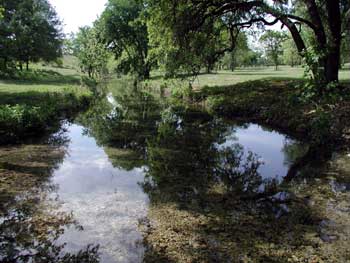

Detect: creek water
0,89,315,262
46,120,305,261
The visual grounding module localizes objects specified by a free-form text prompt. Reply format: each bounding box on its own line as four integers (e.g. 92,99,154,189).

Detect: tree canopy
73,26,110,79
100,0,153,79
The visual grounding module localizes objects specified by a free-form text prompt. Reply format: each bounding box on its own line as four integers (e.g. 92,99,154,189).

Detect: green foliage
0,69,93,144
282,37,301,67
0,104,51,143
148,2,236,76
100,0,153,79
198,79,346,146
220,33,263,69
0,91,91,144
0,6,4,19
0,0,63,72
260,30,288,70
74,26,110,79
301,46,326,84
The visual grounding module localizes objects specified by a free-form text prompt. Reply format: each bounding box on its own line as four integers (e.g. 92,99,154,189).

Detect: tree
283,37,301,67
260,30,287,71
219,32,262,70
74,26,110,79
0,0,63,71
100,0,152,79
147,0,350,86
147,2,240,77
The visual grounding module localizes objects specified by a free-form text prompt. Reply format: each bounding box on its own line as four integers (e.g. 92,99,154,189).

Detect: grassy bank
189,79,350,148
0,66,93,144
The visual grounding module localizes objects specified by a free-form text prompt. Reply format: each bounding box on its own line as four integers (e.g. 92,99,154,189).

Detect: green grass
0,55,90,105
148,66,350,89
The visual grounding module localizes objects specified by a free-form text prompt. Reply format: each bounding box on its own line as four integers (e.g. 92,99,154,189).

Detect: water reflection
219,124,308,180
52,124,148,263
0,84,319,263
0,137,100,262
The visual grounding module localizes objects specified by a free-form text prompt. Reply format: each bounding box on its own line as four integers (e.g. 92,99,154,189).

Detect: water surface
52,124,148,263
0,90,313,262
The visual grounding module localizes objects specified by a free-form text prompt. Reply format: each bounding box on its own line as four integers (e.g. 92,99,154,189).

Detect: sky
48,0,108,34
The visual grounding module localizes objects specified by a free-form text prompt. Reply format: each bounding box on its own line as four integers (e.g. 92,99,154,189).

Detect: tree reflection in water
78,86,327,262
5,83,323,262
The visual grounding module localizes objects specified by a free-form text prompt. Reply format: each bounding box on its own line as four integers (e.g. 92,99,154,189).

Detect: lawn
148,66,350,89
0,55,90,105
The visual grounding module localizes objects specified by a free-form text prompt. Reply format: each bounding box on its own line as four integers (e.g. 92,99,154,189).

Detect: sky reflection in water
52,124,148,263
47,114,306,262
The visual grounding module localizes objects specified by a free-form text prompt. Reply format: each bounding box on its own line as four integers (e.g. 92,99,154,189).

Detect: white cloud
48,0,108,34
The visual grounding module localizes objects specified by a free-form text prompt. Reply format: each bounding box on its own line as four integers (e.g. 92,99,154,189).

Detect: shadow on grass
0,69,81,86
0,90,68,105
0,88,90,108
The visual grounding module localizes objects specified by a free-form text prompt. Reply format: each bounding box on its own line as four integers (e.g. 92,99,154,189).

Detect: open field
148,66,350,88
0,56,89,105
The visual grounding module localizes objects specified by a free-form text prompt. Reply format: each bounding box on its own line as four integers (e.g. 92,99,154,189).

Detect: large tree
147,0,350,86
0,0,63,71
100,0,152,79
147,2,240,77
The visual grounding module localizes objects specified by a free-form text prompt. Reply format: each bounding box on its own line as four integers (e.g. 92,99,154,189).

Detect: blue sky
49,0,108,34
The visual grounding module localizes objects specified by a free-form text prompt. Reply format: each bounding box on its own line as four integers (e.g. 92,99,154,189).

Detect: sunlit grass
148,66,350,88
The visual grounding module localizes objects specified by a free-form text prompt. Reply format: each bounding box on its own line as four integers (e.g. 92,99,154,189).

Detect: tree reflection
143,106,271,206
77,85,161,170
78,87,280,201
72,86,324,262
215,146,263,195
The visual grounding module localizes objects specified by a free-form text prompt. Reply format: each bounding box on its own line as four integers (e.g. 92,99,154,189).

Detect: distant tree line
0,0,63,72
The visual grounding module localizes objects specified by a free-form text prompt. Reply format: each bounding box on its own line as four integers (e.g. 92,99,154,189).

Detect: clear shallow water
51,124,148,263
0,90,309,262
221,124,307,180
45,121,306,262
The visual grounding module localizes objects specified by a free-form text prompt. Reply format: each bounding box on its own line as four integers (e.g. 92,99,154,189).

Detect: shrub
0,105,50,143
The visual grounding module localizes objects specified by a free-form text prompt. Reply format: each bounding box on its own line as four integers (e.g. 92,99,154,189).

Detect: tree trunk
26,61,29,71
207,65,211,74
324,50,340,83
143,67,150,80
324,0,341,83
19,62,23,71
3,57,7,70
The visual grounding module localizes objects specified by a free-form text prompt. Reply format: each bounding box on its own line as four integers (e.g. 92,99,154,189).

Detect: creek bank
140,80,350,262
0,89,93,145
191,79,350,149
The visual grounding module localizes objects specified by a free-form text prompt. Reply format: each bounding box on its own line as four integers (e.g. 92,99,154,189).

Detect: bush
0,92,92,144
0,105,50,143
